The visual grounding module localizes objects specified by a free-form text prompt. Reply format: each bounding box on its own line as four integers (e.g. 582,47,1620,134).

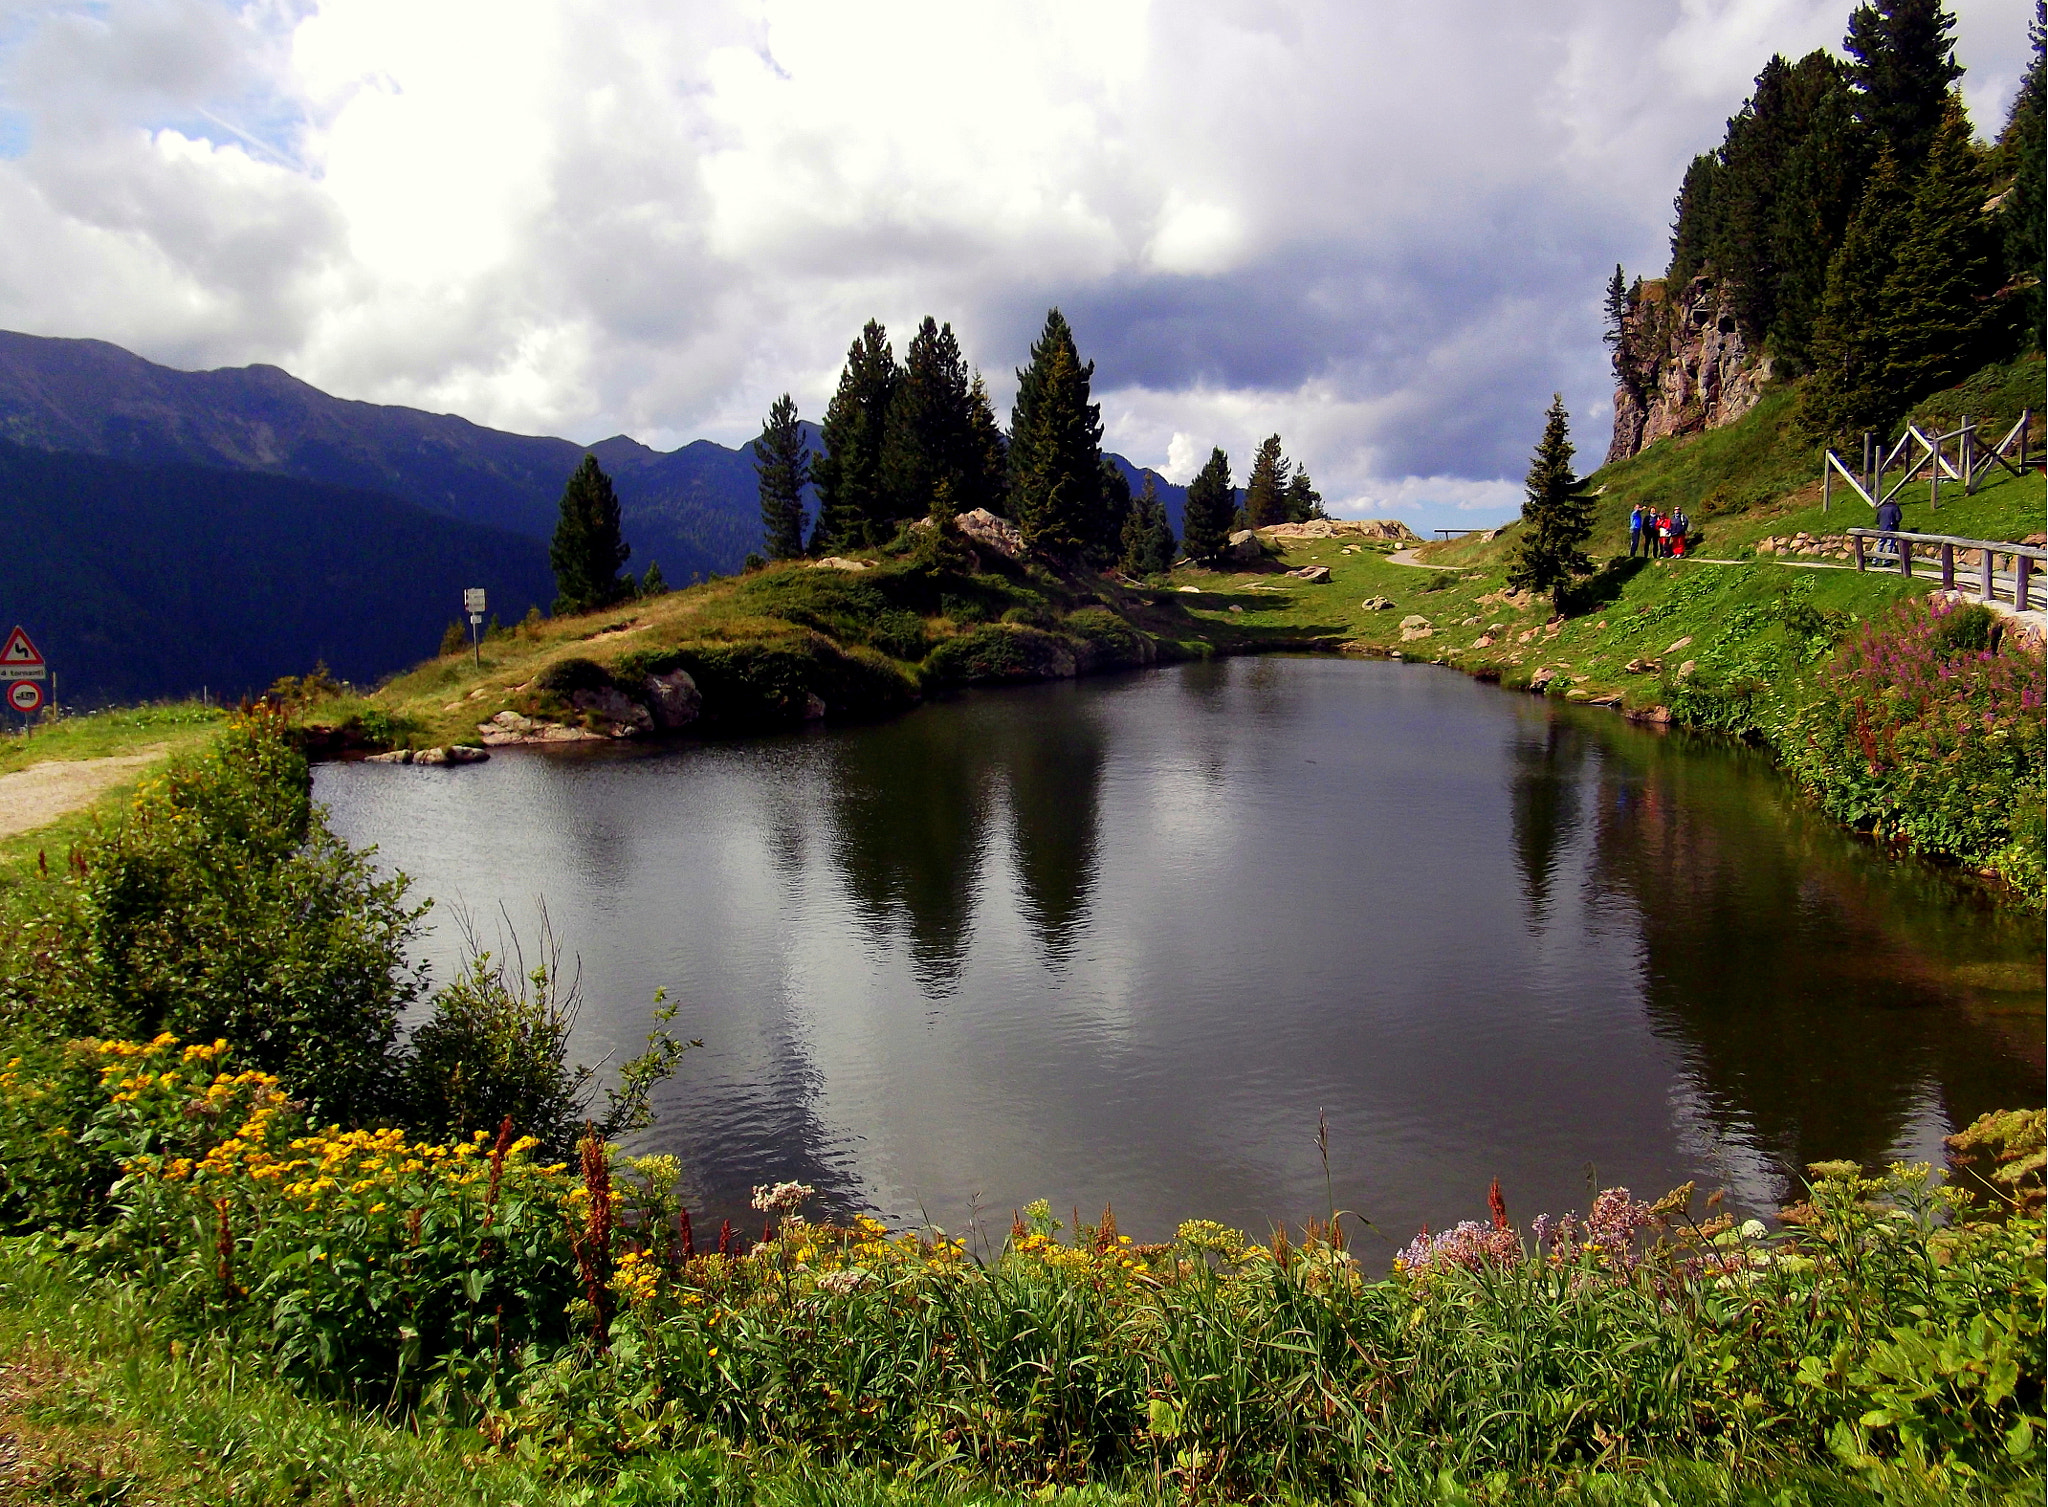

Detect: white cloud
0,0,2034,534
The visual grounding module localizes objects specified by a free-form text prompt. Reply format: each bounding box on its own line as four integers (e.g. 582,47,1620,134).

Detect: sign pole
462,588,488,671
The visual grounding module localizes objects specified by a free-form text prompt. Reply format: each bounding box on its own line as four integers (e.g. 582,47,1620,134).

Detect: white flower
1739,1219,1768,1241
750,1180,816,1216
816,1268,871,1296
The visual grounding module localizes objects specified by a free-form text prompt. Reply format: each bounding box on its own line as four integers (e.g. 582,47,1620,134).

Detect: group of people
1628,503,1691,558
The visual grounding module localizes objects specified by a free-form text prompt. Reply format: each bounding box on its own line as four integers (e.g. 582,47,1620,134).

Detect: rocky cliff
1606,274,1773,465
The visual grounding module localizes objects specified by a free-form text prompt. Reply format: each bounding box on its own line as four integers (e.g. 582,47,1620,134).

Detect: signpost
463,588,487,668
0,627,48,724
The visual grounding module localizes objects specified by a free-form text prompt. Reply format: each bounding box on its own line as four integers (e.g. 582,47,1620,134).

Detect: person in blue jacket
1874,496,1903,558
1628,504,1645,557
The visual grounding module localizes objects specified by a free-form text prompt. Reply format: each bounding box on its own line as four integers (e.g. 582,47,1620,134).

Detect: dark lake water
316,657,2044,1251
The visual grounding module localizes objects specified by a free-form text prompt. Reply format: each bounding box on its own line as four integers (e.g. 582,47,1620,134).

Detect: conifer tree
1767,54,1869,368
1880,97,1998,401
1844,0,1963,164
1505,397,1594,609
1008,309,1104,556
1094,458,1134,566
1603,266,1629,352
1284,467,1326,522
811,321,900,552
753,393,810,561
1242,435,1290,528
1799,152,1912,440
549,455,630,615
963,374,1010,515
1998,2,2045,351
883,317,975,520
1180,447,1235,562
1667,154,1722,287
640,561,668,597
1118,475,1176,576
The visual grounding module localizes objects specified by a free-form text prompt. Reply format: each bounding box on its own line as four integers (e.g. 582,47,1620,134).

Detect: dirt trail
0,747,168,840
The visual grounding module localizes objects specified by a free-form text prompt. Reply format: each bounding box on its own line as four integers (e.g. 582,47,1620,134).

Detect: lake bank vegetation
0,713,2041,1504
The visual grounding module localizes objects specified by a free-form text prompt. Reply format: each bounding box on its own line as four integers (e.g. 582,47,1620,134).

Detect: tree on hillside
811,321,900,553
1767,55,1869,368
549,455,630,615
1181,447,1235,561
1844,0,1963,164
1799,151,1913,440
1667,153,1722,289
1879,97,1999,401
963,374,1010,514
1996,2,2045,351
883,317,976,521
1242,435,1290,528
1095,458,1134,566
1285,467,1326,522
754,393,810,561
1505,397,1594,610
1008,309,1104,556
1119,474,1176,576
1603,265,1629,351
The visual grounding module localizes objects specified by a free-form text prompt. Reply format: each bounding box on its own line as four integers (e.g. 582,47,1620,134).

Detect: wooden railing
1846,529,2048,611
1823,410,2034,513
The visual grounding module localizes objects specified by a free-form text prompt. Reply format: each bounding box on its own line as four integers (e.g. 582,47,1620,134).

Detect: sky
0,0,2034,531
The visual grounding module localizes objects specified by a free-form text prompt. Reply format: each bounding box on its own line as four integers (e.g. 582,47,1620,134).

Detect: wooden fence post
1852,533,1866,570
1981,547,1995,601
1898,538,1911,578
2019,556,2033,613
1940,542,1954,589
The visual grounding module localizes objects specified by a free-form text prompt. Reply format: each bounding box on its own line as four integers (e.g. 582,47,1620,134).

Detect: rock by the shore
644,668,702,729
1398,614,1434,641
571,686,654,735
366,745,489,766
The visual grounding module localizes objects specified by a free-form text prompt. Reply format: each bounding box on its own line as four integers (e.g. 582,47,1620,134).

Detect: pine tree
1094,458,1133,567
549,455,630,615
1880,97,1998,401
1603,265,1629,352
1118,475,1176,576
1505,397,1594,609
1180,447,1235,562
963,374,1010,515
1799,152,1912,441
1667,153,1723,288
882,317,975,521
1768,53,1869,368
1008,309,1103,556
1242,435,1290,528
1284,468,1326,522
753,393,810,560
1997,2,2045,351
1844,0,1963,165
640,561,668,597
810,321,899,552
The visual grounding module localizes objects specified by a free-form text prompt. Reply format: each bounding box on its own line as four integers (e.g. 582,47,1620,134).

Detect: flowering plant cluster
1786,596,2046,901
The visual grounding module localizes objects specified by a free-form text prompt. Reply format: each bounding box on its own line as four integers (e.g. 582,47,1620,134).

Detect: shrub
922,625,1076,686
533,657,614,696
0,709,425,1126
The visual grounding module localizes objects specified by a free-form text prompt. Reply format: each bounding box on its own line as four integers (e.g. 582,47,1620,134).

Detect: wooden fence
1846,528,2048,612
1822,410,2034,513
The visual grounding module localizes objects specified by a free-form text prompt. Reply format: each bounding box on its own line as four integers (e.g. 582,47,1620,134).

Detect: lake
316,656,2044,1251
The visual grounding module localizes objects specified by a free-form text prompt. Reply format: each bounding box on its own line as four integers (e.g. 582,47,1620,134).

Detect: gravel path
0,747,168,840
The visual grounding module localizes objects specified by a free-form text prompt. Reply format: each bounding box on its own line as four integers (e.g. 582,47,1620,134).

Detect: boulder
1623,658,1661,674
812,556,870,571
1398,614,1432,631
645,669,702,729
1528,666,1559,691
1225,529,1266,563
1288,565,1332,583
364,749,413,764
1664,635,1693,654
1676,660,1697,680
1360,596,1396,610
571,686,655,736
803,692,827,720
954,509,1027,560
1259,518,1419,543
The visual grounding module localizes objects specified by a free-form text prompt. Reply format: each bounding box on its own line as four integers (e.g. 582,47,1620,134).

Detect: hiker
1655,511,1672,558
1673,507,1691,556
1874,496,1903,559
1628,504,1645,557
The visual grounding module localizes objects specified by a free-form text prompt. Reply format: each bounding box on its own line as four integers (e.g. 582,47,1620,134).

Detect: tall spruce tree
549,455,630,615
1180,447,1235,561
1998,3,2046,351
1844,0,1963,164
1880,97,1998,400
1667,153,1723,287
1505,397,1594,609
1768,54,1870,368
1603,265,1629,351
1284,467,1326,522
754,393,810,561
810,321,900,552
1094,457,1134,566
1008,309,1104,556
882,317,974,521
1118,474,1176,576
963,374,1010,514
1242,435,1290,528
1800,151,1913,440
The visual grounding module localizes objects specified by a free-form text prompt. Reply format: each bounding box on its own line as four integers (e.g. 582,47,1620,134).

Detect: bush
533,657,614,695
0,709,425,1126
922,625,1077,686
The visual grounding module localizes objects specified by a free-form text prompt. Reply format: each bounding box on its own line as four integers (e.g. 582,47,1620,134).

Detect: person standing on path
1875,496,1904,558
1655,511,1672,558
1629,504,1645,558
1673,507,1691,556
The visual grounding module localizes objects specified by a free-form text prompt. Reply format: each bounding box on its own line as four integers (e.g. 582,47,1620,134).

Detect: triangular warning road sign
0,627,42,667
